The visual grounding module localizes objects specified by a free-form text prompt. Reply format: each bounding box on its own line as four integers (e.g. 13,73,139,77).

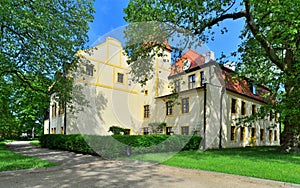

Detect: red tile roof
221,66,272,103
168,49,272,103
169,49,205,77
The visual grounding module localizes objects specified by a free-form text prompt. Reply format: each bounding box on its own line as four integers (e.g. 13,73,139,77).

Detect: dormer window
251,85,257,95
200,71,205,86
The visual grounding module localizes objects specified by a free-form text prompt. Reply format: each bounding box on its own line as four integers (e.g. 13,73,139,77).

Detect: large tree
124,0,300,152
0,0,95,138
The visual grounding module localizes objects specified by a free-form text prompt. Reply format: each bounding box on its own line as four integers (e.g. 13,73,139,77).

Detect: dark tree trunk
279,74,300,152
280,118,299,152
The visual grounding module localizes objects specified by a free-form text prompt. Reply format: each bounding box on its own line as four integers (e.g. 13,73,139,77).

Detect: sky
87,0,245,61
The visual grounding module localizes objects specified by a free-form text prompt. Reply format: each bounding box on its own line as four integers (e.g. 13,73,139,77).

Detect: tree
0,0,95,138
124,0,300,152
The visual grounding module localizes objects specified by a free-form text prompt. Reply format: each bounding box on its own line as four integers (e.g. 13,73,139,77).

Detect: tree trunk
279,74,300,152
280,118,299,152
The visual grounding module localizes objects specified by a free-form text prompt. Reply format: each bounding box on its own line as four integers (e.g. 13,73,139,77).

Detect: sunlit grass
0,142,57,172
29,140,40,147
127,147,300,184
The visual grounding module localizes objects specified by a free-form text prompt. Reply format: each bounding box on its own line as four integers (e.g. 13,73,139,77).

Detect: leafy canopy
0,0,95,138
124,0,300,151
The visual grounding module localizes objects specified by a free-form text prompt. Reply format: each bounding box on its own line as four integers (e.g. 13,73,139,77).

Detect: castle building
44,37,280,149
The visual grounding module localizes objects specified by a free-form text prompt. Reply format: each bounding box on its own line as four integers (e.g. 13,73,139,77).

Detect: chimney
205,51,214,63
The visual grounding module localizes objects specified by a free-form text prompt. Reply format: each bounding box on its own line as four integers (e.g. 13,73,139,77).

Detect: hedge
39,134,201,158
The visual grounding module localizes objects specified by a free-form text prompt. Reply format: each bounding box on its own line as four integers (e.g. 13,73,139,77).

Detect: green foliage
39,134,201,158
148,122,167,133
108,126,126,135
124,0,300,151
39,134,94,154
0,0,95,138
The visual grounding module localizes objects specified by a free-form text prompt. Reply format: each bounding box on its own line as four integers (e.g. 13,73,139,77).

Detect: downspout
48,108,51,134
219,87,225,149
64,101,67,134
48,117,51,134
203,83,207,150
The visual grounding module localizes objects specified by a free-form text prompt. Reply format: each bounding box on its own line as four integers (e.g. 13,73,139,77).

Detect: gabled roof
169,49,205,77
168,49,272,103
221,66,272,103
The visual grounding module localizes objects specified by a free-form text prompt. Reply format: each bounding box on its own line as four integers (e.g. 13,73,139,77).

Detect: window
181,126,189,135
182,98,189,113
251,128,256,138
188,74,196,89
144,90,148,96
52,103,56,118
240,127,246,142
144,105,150,118
117,73,124,83
143,127,149,135
166,101,173,116
200,71,205,86
174,80,180,92
166,127,172,135
260,129,264,141
60,127,64,134
252,104,256,115
53,127,56,134
86,64,94,76
274,130,278,141
269,110,273,121
230,126,236,141
241,101,246,115
269,130,272,142
275,114,279,122
231,98,237,114
251,85,257,95
58,103,64,116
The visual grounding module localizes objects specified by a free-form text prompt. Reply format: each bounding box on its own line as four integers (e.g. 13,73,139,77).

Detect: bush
39,134,95,154
39,134,201,158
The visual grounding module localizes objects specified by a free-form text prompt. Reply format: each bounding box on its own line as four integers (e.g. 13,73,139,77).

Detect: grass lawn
127,147,300,184
29,140,40,147
0,142,57,172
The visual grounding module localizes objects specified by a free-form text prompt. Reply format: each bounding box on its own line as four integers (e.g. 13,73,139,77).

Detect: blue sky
87,0,245,60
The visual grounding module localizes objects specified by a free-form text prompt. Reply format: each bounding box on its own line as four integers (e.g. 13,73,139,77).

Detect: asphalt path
0,141,299,188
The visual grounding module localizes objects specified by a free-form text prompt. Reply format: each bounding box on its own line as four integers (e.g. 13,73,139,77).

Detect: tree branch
12,71,49,95
244,0,283,70
193,10,247,35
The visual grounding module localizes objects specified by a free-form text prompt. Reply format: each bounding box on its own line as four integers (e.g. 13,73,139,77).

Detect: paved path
0,141,299,188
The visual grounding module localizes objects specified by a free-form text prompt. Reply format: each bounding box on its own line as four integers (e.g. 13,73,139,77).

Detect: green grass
0,142,57,172
29,140,40,147
127,147,300,184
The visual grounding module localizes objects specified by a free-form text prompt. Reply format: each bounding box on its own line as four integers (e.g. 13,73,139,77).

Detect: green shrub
39,134,201,158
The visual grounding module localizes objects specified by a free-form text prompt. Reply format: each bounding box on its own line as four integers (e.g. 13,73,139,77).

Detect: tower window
144,105,150,118
117,73,124,83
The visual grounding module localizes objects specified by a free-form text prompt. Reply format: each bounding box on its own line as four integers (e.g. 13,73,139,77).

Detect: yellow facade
46,37,280,149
